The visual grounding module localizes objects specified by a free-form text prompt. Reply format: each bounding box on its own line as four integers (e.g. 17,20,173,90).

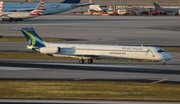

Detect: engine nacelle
39,47,60,54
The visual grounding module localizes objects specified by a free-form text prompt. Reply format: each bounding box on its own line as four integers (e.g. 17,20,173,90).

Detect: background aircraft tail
0,1,3,15
61,0,80,3
30,0,44,16
20,28,46,50
153,2,163,11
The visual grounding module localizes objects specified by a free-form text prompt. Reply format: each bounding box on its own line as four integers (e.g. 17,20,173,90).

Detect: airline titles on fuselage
67,46,147,55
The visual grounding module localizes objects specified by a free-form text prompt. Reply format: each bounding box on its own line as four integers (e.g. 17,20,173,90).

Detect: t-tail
0,1,3,15
19,28,46,50
61,0,80,3
153,2,163,11
30,0,45,16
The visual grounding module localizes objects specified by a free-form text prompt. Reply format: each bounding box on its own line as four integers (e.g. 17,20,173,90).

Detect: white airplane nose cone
164,54,172,60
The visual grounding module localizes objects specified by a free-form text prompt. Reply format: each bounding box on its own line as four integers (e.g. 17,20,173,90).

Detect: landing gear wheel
79,59,84,64
162,62,166,65
87,59,93,64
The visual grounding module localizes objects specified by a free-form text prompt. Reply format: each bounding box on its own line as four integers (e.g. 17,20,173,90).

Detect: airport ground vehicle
140,11,149,15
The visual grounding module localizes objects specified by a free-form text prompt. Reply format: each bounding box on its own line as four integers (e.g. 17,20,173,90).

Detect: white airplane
153,2,180,15
12,28,172,65
2,0,92,15
0,0,44,22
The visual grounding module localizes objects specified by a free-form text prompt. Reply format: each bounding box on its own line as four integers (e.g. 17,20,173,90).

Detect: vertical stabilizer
20,28,46,50
153,2,163,11
30,0,44,16
0,1,3,15
61,0,80,3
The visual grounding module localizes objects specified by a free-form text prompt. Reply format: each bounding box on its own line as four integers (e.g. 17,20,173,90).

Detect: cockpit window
157,49,165,53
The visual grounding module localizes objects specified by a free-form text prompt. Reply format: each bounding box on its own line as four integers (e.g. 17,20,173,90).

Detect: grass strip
0,36,60,42
162,47,180,52
0,36,87,42
0,51,74,60
0,81,180,101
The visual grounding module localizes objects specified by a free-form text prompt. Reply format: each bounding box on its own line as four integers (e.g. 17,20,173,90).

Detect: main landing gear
79,59,93,64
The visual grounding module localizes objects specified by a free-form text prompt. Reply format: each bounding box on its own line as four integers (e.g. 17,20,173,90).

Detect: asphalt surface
0,57,179,84
0,99,179,104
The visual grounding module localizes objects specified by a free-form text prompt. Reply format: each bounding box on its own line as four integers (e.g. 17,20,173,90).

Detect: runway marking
74,77,87,81
151,78,169,84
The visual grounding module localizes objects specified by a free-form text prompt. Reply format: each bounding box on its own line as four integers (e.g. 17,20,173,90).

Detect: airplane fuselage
2,12,35,19
3,2,77,15
161,8,179,14
41,43,172,61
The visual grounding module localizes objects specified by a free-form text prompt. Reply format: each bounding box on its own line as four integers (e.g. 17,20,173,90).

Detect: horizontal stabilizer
61,0,80,3
76,3,93,7
8,28,33,31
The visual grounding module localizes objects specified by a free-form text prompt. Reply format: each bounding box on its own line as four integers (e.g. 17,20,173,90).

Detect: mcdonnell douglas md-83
12,28,172,65
2,0,92,15
0,0,44,22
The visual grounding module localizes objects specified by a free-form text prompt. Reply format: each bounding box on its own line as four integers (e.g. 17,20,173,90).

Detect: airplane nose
163,53,172,61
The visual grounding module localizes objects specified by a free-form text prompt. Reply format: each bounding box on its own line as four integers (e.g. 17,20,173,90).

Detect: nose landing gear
162,61,166,65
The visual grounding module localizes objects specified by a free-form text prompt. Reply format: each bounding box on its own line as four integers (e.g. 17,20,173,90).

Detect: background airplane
2,0,92,15
153,2,180,15
11,28,172,65
0,0,44,22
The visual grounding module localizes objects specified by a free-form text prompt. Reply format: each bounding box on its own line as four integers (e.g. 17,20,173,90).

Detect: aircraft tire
162,62,166,65
88,59,93,64
79,59,84,64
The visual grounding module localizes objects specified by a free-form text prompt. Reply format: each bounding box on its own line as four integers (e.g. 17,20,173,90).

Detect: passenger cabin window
157,49,165,53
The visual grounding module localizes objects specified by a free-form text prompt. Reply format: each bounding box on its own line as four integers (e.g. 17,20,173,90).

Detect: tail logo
145,47,153,56
23,30,45,47
30,0,44,16
23,30,36,46
0,1,3,15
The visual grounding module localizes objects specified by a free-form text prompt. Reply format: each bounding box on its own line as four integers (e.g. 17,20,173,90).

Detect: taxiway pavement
0,58,179,83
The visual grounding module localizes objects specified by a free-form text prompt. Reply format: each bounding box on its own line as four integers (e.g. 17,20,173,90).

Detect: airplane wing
2,8,36,12
0,13,11,17
72,54,99,57
16,8,35,12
